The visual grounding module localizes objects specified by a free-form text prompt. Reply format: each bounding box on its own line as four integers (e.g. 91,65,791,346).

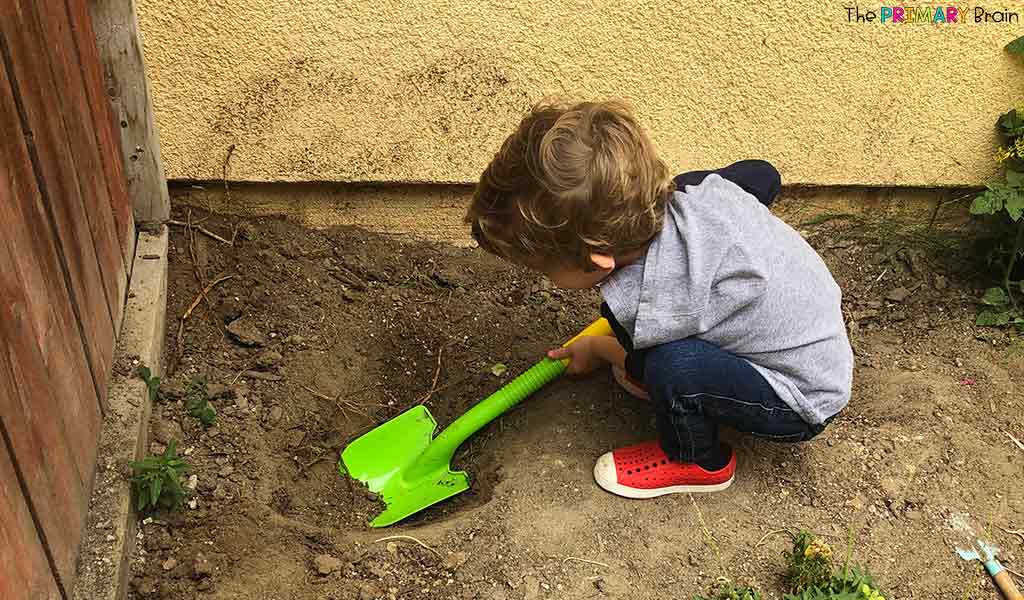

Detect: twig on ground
755,529,792,547
563,557,610,569
999,525,1024,545
689,494,728,578
1006,431,1024,452
417,346,445,403
175,275,235,371
168,220,233,245
1007,565,1024,583
863,267,889,295
373,535,441,557
299,383,371,418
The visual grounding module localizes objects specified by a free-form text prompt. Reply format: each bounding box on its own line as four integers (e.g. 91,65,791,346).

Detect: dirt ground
126,196,1024,600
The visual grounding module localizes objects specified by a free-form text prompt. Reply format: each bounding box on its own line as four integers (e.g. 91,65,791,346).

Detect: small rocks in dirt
152,416,184,445
162,558,178,571
213,484,228,499
225,317,266,347
218,465,234,477
255,350,283,370
205,384,234,400
196,578,215,592
192,555,214,579
132,576,157,596
934,274,948,290
284,334,305,346
885,286,911,303
358,582,384,600
522,575,541,600
314,553,343,576
217,296,244,324
442,551,468,571
236,222,257,241
267,405,283,426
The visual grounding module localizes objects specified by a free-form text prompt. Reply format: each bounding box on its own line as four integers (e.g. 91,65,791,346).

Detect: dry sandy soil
125,196,1024,600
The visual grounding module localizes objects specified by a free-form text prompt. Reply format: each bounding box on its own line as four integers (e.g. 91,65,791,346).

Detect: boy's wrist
591,336,626,370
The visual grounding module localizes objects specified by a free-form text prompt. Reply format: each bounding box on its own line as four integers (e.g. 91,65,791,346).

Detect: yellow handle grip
556,317,614,366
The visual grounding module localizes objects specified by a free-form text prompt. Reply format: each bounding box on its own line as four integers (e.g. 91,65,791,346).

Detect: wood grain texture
31,0,123,330
0,0,115,401
0,30,99,593
0,439,62,600
66,0,134,274
89,0,170,223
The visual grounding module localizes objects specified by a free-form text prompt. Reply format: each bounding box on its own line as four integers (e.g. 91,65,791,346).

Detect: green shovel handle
409,318,612,476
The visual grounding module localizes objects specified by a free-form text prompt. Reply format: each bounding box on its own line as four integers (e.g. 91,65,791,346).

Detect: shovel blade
341,405,438,492
341,404,471,527
370,469,469,527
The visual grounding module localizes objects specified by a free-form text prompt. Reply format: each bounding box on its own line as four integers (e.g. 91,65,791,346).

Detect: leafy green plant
131,440,189,512
184,376,216,426
692,530,887,600
970,37,1024,327
136,365,160,403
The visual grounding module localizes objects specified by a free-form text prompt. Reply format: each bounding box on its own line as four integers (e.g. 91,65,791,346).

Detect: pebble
162,558,178,571
256,350,283,369
193,555,213,579
225,317,266,347
314,554,343,576
443,551,468,571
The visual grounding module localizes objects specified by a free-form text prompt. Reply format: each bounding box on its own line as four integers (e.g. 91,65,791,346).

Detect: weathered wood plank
66,0,134,275
32,0,123,333
89,0,170,223
0,0,115,402
0,438,62,600
0,49,96,593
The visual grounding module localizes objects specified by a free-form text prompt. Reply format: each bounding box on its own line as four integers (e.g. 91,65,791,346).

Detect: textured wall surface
138,1,1021,186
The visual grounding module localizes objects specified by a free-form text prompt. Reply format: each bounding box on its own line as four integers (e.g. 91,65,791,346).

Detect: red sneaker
612,365,649,400
593,441,735,498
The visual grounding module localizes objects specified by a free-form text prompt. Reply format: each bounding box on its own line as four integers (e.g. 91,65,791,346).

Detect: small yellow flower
804,538,833,559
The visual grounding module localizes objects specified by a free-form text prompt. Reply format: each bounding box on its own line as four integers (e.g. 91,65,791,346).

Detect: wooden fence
0,0,134,597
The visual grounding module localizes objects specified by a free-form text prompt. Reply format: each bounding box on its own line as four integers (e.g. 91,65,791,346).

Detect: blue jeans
643,339,826,466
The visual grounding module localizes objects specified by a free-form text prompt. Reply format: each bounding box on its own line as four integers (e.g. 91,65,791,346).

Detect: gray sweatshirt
599,174,853,425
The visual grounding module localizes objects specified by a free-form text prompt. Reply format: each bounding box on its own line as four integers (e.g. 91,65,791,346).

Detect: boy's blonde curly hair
465,100,674,271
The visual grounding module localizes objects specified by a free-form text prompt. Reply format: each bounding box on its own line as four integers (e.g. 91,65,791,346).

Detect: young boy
465,100,852,498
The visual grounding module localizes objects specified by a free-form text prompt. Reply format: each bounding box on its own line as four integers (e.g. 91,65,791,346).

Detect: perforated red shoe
593,441,735,498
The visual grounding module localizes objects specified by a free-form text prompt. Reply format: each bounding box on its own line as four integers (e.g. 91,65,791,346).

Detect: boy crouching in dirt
464,100,852,498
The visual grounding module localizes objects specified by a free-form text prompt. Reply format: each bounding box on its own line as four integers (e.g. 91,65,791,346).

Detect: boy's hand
547,336,605,376
548,336,627,376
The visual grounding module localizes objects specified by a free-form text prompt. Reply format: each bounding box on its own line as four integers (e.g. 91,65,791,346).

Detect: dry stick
563,557,610,569
299,384,370,418
373,535,441,557
417,346,445,403
1008,566,1024,583
175,275,236,368
168,220,233,245
755,528,792,547
1006,431,1024,452
999,526,1024,545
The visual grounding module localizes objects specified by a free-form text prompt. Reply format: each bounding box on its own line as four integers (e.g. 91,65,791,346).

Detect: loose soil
126,200,1024,600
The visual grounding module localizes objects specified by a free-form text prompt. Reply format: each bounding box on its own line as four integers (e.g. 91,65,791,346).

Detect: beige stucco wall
137,2,1022,187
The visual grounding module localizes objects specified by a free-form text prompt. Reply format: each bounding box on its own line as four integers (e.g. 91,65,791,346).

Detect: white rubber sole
592,452,734,499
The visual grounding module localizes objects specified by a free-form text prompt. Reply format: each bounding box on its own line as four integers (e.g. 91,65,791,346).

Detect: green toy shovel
339,317,613,527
